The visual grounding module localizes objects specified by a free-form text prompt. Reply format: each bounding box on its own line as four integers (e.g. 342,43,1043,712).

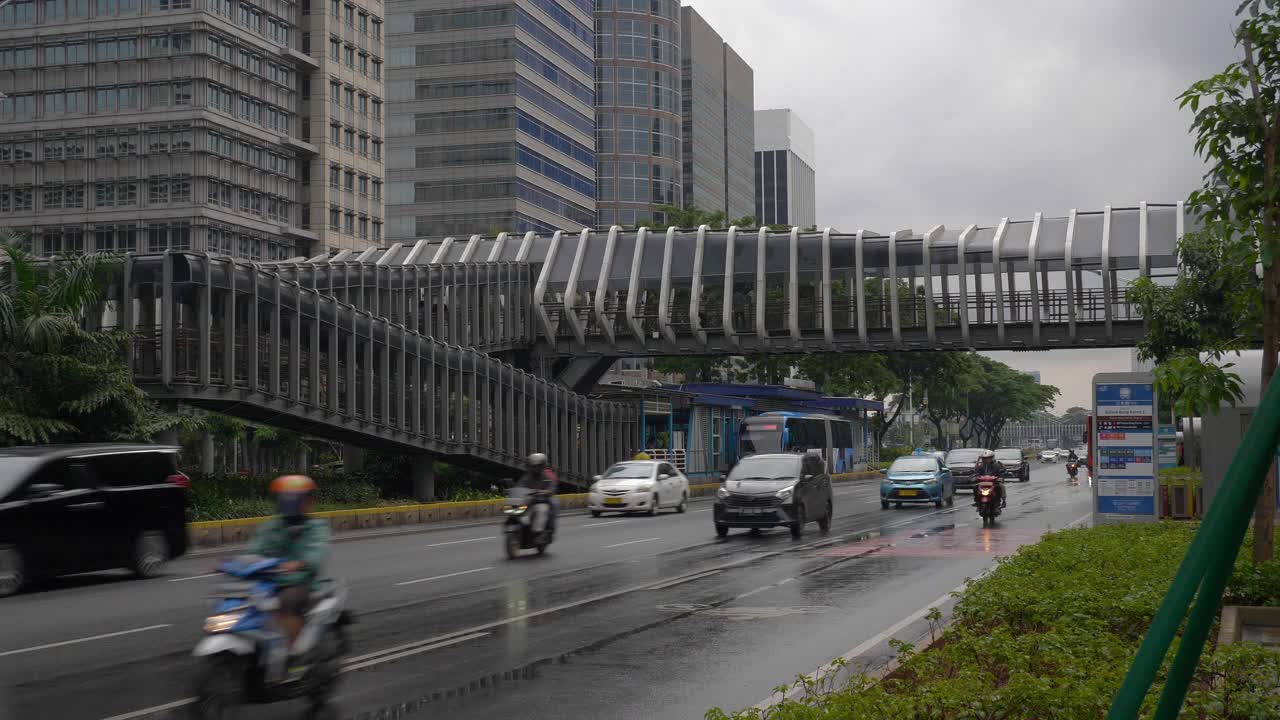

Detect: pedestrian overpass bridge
99,202,1187,484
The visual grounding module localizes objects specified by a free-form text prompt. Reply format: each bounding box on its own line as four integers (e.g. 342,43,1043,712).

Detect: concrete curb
187,470,882,550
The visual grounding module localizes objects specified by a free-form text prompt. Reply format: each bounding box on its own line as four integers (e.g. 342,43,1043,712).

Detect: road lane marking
645,569,722,590
0,624,172,659
396,567,494,587
168,573,220,583
100,632,492,720
689,508,712,514
343,631,489,672
100,698,198,720
602,537,660,549
425,537,489,548
582,520,624,528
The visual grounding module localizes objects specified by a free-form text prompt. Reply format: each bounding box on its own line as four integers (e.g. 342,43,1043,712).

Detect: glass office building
680,5,753,222
385,0,597,240
0,0,385,259
754,108,816,228
593,0,682,228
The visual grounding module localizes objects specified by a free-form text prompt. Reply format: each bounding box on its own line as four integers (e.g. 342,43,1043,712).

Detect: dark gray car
713,453,833,538
945,448,986,492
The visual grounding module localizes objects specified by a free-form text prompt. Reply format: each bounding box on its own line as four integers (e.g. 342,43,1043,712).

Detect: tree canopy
0,234,181,445
1131,2,1279,561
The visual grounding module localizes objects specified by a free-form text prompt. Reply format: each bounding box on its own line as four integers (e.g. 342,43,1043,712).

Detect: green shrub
1159,466,1204,488
188,471,386,521
707,523,1280,720
878,446,915,464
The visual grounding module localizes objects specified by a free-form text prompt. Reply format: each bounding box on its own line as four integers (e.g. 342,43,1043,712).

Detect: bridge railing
117,253,639,483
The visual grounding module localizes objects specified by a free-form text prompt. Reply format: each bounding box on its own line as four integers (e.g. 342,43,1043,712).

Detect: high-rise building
593,0,681,228
385,0,597,240
0,0,384,259
305,0,387,253
680,5,753,222
754,108,816,227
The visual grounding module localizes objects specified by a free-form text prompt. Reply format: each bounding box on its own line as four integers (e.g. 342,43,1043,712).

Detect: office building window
329,37,340,61
343,171,353,191
329,123,340,144
372,140,381,160
358,134,368,155
357,175,367,195
372,181,382,200
328,164,340,187
329,205,340,228
343,128,354,150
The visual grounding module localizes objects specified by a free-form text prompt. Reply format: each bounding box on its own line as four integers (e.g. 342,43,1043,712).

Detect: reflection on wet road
0,467,1091,720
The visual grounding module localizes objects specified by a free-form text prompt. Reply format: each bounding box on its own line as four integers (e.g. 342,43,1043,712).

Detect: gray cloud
683,0,1242,411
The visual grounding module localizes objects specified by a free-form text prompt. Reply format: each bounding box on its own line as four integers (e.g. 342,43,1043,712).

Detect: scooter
974,475,1002,527
190,556,353,719
1066,460,1080,484
502,487,555,559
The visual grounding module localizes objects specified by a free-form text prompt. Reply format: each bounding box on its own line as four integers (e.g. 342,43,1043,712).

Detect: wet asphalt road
0,463,1091,720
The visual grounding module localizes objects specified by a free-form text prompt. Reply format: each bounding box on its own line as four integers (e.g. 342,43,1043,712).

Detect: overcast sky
686,0,1243,412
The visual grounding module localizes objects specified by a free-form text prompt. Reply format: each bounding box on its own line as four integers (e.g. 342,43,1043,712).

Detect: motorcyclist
250,474,330,679
1067,448,1079,462
516,452,559,535
973,450,1007,508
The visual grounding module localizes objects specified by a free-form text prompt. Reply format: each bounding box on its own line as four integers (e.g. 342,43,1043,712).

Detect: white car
588,460,690,517
1039,449,1058,463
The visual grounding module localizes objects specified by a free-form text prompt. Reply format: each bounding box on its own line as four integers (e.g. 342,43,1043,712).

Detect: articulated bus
739,412,859,475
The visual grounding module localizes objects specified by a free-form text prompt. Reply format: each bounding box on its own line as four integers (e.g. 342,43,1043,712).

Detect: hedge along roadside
187,471,882,549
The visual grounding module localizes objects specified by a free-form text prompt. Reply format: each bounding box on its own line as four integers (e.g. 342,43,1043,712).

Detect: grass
707,522,1280,719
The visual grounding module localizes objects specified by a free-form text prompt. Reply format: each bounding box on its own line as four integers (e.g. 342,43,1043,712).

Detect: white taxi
588,460,690,517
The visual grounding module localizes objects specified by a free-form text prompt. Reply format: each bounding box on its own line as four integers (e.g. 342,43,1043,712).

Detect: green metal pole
1152,378,1280,718
1109,376,1280,718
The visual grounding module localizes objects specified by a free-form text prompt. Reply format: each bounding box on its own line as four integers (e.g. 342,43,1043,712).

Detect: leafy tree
917,353,983,447
650,355,732,383
1134,3,1280,561
1061,406,1091,425
0,234,182,445
961,357,1059,448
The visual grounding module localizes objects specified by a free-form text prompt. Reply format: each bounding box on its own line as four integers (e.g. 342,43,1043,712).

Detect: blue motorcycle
190,556,353,719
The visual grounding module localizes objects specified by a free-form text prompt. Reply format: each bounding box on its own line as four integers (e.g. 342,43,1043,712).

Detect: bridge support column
342,444,366,472
200,434,215,475
152,401,179,447
411,455,436,502
552,357,618,394
296,445,311,473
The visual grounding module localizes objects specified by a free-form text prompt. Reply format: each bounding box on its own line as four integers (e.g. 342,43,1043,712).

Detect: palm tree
0,231,173,445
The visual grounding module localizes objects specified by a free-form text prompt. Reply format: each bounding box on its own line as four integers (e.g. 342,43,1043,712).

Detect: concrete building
305,0,387,253
385,0,596,240
754,108,816,227
593,0,681,228
0,0,384,259
679,5,753,221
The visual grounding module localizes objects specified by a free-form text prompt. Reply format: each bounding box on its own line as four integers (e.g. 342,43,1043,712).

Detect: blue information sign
1094,380,1157,518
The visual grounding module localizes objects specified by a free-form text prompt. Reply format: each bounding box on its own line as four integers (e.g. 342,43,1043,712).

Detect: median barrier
187,470,881,549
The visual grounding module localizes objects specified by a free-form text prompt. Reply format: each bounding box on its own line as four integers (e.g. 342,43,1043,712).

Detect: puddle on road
817,526,1050,559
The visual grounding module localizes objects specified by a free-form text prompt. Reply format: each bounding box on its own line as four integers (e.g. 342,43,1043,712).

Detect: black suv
714,452,833,538
0,444,189,597
994,448,1030,482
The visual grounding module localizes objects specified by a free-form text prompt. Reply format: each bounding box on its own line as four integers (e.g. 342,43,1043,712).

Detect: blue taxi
880,453,954,509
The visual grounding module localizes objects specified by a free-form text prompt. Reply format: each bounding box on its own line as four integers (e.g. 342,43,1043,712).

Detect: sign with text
1092,374,1158,524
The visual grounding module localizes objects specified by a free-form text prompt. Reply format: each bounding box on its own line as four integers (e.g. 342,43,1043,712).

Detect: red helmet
269,474,317,495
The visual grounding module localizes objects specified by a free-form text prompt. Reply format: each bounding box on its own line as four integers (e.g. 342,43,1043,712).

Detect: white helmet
980,449,995,459
526,452,549,469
